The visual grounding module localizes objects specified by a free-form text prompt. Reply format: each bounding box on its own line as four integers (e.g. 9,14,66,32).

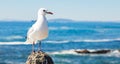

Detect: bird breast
31,21,48,41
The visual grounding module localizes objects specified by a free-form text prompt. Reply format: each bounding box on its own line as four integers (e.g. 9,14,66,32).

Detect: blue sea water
0,20,120,64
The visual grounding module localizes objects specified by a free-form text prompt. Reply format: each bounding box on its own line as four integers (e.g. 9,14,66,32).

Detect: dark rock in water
75,49,90,53
26,51,54,64
75,49,111,54
91,50,111,54
118,50,120,52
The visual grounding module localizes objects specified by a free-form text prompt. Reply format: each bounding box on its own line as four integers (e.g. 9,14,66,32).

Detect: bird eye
43,10,46,12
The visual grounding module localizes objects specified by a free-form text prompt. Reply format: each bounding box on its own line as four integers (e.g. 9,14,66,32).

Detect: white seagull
26,8,53,52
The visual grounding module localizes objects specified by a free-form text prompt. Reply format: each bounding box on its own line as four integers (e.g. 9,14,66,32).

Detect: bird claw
38,49,42,52
33,50,35,52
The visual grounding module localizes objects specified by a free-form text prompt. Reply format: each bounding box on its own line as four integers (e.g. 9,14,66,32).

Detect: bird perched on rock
26,8,53,52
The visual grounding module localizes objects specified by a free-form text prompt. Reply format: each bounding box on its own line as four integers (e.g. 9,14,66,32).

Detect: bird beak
46,12,53,15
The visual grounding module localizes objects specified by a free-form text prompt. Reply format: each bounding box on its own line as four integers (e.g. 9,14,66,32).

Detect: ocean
0,20,120,64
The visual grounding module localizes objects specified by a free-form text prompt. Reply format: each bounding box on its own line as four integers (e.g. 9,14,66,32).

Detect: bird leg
38,41,42,52
32,42,35,52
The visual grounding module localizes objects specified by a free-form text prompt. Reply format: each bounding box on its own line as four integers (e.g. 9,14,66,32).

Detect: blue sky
0,0,120,21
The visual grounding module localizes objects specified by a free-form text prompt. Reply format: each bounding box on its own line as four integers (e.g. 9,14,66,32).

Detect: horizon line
0,18,120,22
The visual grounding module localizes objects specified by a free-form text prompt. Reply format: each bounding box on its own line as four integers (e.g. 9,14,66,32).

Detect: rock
91,50,111,54
26,51,54,64
75,49,90,53
118,50,120,52
75,49,111,54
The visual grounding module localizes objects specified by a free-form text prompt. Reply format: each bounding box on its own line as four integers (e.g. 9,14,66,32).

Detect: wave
49,26,97,31
45,38,120,43
45,40,69,43
1,36,120,44
49,26,74,30
74,38,120,42
0,38,120,45
4,60,24,64
0,42,27,45
47,49,120,57
0,35,24,40
49,26,113,32
48,49,77,55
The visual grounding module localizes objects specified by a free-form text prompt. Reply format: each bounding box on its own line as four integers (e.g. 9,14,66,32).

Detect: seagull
25,8,53,52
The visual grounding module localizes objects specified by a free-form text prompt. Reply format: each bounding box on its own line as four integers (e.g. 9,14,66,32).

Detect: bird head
38,8,53,16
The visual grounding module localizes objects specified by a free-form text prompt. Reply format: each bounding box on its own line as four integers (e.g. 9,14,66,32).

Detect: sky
0,0,120,21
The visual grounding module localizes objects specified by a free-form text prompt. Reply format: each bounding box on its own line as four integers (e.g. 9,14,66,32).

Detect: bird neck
37,15,46,22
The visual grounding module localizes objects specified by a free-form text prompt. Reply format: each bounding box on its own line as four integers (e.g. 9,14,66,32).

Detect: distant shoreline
0,18,120,22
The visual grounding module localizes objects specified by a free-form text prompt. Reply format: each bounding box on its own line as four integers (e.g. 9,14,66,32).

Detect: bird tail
25,38,33,44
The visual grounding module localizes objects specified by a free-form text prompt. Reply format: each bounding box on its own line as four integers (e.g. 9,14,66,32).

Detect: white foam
0,38,120,45
44,38,120,44
48,49,77,55
60,26,71,30
49,27,58,30
74,39,112,42
48,49,120,57
5,60,24,64
0,35,23,40
83,38,120,42
49,26,75,30
107,50,120,57
0,42,29,45
45,40,69,43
